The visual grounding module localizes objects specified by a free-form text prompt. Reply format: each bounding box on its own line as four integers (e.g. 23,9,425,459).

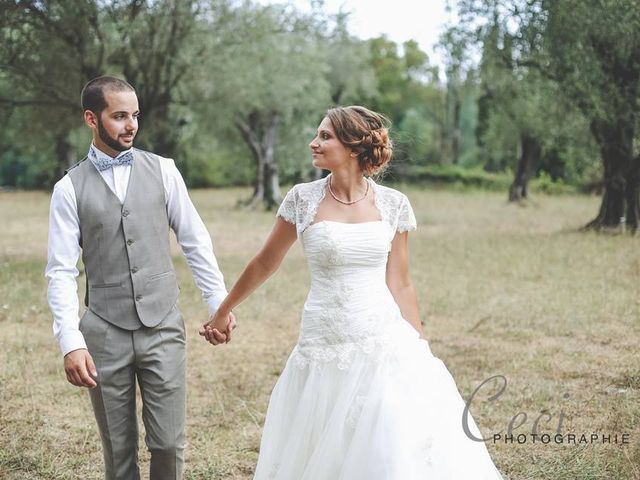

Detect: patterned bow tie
93,150,134,171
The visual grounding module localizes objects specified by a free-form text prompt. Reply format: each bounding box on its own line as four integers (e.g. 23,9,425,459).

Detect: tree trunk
263,161,281,209
585,119,639,232
236,111,283,208
446,79,461,164
132,91,179,159
54,134,76,182
253,154,265,201
148,103,178,158
509,132,541,202
451,95,461,165
262,115,282,209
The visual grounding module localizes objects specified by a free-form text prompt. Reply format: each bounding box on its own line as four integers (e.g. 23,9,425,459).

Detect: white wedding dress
253,177,503,480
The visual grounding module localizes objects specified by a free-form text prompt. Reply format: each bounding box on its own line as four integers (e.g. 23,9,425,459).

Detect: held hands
199,310,237,346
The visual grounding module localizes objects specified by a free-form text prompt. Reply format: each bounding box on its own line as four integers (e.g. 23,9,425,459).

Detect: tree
474,19,546,200
440,28,467,165
543,1,640,230
321,12,377,106
0,0,207,184
366,37,445,168
366,36,409,125
103,0,206,157
0,0,107,181
196,1,331,207
454,0,640,230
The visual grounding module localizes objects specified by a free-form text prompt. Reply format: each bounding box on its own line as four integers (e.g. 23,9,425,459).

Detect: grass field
0,186,638,479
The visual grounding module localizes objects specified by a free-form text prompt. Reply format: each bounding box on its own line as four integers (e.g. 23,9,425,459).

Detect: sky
257,0,454,70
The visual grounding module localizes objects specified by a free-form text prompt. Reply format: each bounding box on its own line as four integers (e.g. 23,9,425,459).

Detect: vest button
131,267,139,273
122,210,130,217
136,295,142,301
127,239,134,245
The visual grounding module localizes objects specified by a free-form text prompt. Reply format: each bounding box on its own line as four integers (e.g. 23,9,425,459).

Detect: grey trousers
80,306,186,480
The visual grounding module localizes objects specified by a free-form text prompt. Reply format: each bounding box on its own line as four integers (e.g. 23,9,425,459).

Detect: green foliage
395,109,437,165
198,3,330,122
322,12,378,105
103,0,205,157
407,164,512,191
449,0,609,190
0,148,54,189
453,0,640,226
530,172,577,195
0,0,630,196
364,37,452,168
178,136,254,188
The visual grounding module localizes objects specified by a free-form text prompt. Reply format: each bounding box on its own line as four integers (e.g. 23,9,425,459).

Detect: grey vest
67,149,179,330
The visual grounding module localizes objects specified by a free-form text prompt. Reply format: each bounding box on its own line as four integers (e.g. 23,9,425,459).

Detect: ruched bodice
297,221,411,353
303,220,392,271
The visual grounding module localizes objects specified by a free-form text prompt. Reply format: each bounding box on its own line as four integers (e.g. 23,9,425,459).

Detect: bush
530,172,577,195
395,164,512,191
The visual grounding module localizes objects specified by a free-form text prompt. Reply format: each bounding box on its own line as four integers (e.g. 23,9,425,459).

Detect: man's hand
199,310,237,346
64,348,98,388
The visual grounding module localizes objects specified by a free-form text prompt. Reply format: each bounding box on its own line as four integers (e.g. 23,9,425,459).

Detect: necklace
328,175,370,205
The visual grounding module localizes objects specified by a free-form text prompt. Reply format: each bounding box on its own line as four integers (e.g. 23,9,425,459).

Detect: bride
201,106,503,479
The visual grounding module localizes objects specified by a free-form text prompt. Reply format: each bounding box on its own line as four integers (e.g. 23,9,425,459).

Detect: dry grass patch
0,186,638,479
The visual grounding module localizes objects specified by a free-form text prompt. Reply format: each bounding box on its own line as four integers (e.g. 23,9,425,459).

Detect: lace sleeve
397,195,417,233
276,186,297,225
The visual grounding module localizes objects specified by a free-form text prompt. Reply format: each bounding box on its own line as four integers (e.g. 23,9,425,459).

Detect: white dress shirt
46,144,228,356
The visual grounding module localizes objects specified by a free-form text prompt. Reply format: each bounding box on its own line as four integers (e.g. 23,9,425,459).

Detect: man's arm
46,177,96,387
161,158,228,315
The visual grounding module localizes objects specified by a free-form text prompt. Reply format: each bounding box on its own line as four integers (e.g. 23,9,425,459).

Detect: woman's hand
199,310,236,345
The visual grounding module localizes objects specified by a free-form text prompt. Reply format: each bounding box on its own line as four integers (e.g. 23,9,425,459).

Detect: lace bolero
276,176,417,237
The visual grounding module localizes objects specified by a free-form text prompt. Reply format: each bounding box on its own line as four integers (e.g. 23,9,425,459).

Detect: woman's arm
386,231,424,337
200,217,297,343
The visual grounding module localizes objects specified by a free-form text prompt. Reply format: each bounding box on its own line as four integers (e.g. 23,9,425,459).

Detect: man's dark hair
81,76,135,114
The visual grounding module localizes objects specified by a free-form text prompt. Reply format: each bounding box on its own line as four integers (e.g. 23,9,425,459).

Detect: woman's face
309,116,353,171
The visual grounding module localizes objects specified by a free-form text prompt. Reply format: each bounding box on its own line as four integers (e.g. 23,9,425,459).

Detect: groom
46,75,234,479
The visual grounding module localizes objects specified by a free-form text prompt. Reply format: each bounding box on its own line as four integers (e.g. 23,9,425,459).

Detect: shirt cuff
206,293,229,317
59,329,88,357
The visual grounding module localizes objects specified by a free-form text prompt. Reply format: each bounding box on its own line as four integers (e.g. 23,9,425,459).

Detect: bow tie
94,151,134,171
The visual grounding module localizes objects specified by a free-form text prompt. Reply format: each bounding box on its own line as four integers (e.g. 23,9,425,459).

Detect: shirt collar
88,143,133,169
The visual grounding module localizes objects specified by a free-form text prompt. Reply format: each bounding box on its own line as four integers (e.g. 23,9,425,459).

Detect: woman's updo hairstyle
326,106,393,176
